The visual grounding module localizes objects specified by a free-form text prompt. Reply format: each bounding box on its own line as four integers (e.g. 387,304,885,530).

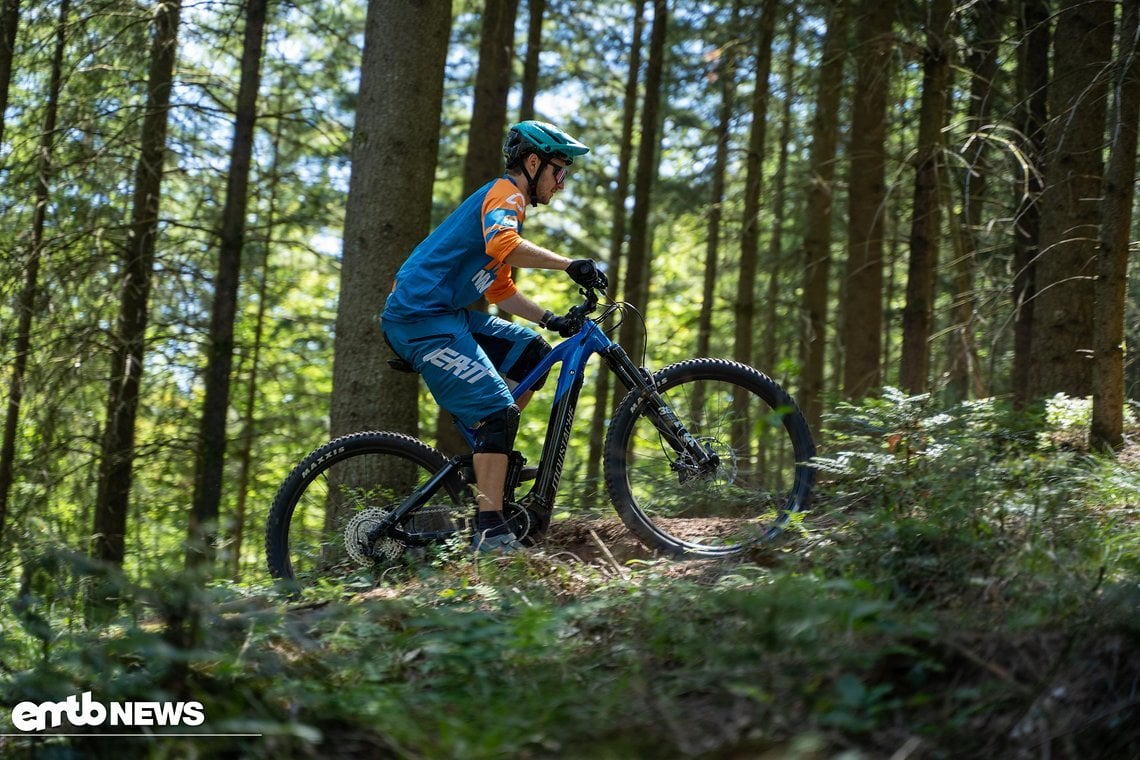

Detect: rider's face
529,156,569,204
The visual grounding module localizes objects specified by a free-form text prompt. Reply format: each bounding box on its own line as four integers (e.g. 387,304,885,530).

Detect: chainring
344,507,404,566
503,501,535,544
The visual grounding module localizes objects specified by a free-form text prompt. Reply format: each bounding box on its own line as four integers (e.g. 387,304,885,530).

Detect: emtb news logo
11,691,205,732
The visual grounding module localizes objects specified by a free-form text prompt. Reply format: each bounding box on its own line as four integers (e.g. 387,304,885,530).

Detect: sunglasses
551,163,568,184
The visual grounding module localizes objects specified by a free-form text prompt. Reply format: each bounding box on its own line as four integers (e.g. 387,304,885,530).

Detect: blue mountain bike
266,286,815,584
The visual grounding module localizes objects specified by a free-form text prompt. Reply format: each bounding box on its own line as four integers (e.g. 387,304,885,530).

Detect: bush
2,391,1138,758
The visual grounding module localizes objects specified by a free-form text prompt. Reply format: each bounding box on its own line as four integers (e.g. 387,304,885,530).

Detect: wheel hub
675,437,737,485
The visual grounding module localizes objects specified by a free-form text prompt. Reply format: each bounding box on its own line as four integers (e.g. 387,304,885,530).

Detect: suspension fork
602,345,718,467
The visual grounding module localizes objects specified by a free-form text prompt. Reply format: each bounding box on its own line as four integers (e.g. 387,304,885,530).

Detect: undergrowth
1,391,1138,758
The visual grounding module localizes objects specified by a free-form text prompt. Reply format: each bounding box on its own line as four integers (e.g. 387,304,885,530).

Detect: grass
2,392,1138,758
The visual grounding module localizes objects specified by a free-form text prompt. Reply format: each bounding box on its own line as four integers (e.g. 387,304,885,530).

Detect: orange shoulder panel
482,180,527,265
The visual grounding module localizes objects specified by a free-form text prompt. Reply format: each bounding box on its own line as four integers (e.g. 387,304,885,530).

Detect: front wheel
265,431,465,587
604,359,815,557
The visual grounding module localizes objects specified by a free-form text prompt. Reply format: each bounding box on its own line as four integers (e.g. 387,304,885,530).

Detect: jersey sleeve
481,180,526,265
484,266,517,304
481,179,527,304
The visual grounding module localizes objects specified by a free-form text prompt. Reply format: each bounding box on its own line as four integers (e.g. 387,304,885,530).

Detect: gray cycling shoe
471,531,525,554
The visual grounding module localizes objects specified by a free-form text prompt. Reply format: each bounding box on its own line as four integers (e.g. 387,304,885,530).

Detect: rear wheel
603,359,815,557
265,431,466,587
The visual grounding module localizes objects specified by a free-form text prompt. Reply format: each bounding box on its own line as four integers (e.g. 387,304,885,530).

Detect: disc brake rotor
676,437,738,485
699,437,738,484
344,507,404,566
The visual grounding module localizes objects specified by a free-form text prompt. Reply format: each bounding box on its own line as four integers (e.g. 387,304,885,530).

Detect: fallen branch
589,529,629,578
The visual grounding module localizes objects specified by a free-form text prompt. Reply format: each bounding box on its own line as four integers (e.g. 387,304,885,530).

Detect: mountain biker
381,120,609,553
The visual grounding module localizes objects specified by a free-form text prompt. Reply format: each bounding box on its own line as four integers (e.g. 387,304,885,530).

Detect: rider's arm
504,239,572,271
495,291,548,324
498,241,575,323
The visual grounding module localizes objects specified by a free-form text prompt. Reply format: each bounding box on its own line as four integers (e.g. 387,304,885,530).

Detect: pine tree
92,0,183,570
187,0,269,568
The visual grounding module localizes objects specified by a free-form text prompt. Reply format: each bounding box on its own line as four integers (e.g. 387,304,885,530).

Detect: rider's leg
470,403,520,511
384,312,542,547
470,312,553,398
470,403,521,546
513,388,535,411
473,452,509,513
466,315,548,494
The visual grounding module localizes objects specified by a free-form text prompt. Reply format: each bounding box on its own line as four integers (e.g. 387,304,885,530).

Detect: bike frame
378,298,713,546
487,313,630,513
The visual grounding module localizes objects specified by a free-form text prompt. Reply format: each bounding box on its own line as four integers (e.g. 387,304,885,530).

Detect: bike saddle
382,332,417,373
387,358,417,373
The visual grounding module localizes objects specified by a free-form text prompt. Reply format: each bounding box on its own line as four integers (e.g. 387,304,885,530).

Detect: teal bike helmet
503,120,589,205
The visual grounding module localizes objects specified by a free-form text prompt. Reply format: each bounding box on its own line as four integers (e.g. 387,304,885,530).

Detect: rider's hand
566,259,609,291
540,309,584,338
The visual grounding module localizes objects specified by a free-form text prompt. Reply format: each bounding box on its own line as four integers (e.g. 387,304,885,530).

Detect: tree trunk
1028,0,1113,400
882,200,902,377
840,0,896,401
463,0,519,197
734,0,776,374
900,0,953,395
586,0,645,494
729,0,777,466
0,0,19,150
758,7,797,480
798,0,848,436
92,0,182,570
230,88,288,581
1091,0,1139,451
519,0,545,121
762,7,797,376
0,0,66,549
695,0,741,361
1012,0,1049,410
329,1,451,444
435,0,520,456
229,249,270,580
511,0,544,305
617,0,667,357
946,0,999,402
187,0,268,570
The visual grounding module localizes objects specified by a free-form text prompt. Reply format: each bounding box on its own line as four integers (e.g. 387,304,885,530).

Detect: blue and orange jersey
382,177,527,323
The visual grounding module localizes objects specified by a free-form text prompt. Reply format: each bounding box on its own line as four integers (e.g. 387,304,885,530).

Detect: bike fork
602,345,718,468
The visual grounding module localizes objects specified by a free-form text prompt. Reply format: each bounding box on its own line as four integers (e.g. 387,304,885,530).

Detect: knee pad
473,403,521,454
509,336,552,391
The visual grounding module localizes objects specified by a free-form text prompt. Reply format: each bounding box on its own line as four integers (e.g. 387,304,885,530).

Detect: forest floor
258,435,1140,759
262,501,1139,760
4,507,1138,759
3,428,1138,759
